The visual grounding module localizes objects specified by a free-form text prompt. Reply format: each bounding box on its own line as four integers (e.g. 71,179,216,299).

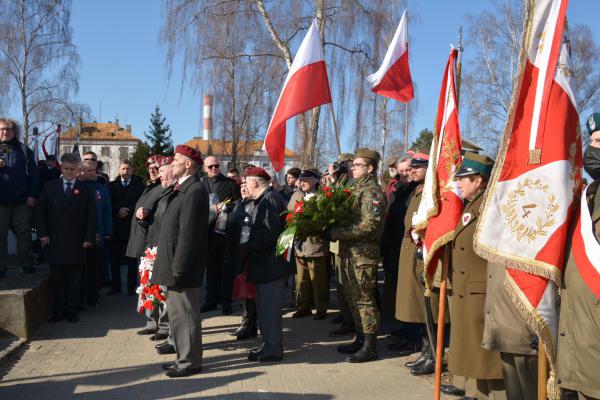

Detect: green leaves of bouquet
276,185,354,256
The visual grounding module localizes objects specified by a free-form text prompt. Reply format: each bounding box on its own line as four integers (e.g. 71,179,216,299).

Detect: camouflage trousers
339,257,380,334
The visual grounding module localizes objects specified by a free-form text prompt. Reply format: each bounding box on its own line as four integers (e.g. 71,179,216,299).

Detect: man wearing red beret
241,167,294,362
151,145,209,377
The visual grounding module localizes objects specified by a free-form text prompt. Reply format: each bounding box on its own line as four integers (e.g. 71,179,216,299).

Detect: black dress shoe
67,315,79,323
291,309,312,318
329,322,355,337
313,311,327,320
155,341,168,349
440,384,465,396
150,333,169,341
157,344,176,355
166,366,202,378
200,303,218,313
257,354,283,362
48,314,65,323
137,328,155,335
410,357,435,376
236,327,258,340
162,362,176,371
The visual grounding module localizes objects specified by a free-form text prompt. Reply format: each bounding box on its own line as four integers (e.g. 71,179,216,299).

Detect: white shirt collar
177,174,192,185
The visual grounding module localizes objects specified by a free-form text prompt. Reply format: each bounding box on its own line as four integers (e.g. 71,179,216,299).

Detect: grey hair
0,118,21,139
248,176,269,188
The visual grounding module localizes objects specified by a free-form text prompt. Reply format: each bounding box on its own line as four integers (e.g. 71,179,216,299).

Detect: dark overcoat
108,175,145,241
395,185,442,323
243,187,294,284
151,175,208,288
126,181,164,258
448,192,503,380
201,173,240,203
35,178,97,265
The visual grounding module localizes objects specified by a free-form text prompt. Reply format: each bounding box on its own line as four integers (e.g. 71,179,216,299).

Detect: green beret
586,113,600,135
337,153,354,163
455,152,494,179
354,148,381,164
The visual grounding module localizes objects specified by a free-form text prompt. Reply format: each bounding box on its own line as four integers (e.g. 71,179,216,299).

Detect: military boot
405,334,431,368
336,332,364,354
346,333,378,363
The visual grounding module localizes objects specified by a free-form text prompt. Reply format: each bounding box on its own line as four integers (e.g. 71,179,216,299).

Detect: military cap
175,145,203,166
337,153,354,163
455,152,495,178
159,156,173,166
586,112,600,135
461,139,483,154
354,148,381,164
411,152,430,167
146,154,161,167
245,167,271,181
299,168,321,180
386,157,399,167
286,167,301,178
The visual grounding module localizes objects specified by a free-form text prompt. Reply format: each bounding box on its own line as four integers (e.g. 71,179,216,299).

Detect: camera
331,161,348,176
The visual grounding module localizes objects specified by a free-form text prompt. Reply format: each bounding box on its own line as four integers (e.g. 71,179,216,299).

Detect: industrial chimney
203,95,213,141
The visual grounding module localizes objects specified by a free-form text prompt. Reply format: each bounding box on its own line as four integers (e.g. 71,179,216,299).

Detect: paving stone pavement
0,288,453,400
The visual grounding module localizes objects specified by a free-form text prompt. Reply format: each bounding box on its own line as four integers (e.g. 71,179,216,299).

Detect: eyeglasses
207,164,220,169
352,163,369,168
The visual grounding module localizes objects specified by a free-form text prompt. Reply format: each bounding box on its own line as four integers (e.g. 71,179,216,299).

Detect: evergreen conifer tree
147,105,173,155
130,141,150,181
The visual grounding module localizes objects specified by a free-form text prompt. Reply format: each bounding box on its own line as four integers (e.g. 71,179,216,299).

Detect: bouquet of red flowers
276,184,354,256
136,247,166,313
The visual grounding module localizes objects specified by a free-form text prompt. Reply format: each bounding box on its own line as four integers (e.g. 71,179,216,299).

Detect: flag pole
538,343,548,399
433,246,450,400
404,103,409,152
329,103,342,156
434,26,464,400
456,26,463,105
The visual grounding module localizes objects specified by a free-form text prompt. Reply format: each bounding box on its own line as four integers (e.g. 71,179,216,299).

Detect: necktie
123,180,129,188
65,182,72,195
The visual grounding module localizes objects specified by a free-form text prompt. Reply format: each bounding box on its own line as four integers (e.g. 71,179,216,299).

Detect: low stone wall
0,265,50,339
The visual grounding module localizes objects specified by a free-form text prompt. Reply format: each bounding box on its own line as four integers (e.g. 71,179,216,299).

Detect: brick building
60,121,141,180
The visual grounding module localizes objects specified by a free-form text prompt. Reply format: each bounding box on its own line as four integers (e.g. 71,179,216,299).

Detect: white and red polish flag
264,20,332,172
474,0,582,395
366,10,414,103
412,48,463,286
571,184,600,299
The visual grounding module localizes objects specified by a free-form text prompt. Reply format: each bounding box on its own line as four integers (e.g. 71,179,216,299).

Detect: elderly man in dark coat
241,167,293,362
36,153,96,323
200,155,240,314
152,145,208,378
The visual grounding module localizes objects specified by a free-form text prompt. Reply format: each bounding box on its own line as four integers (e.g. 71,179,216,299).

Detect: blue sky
69,1,600,152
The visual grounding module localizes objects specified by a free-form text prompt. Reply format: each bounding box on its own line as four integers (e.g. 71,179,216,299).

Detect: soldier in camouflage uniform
328,148,387,363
